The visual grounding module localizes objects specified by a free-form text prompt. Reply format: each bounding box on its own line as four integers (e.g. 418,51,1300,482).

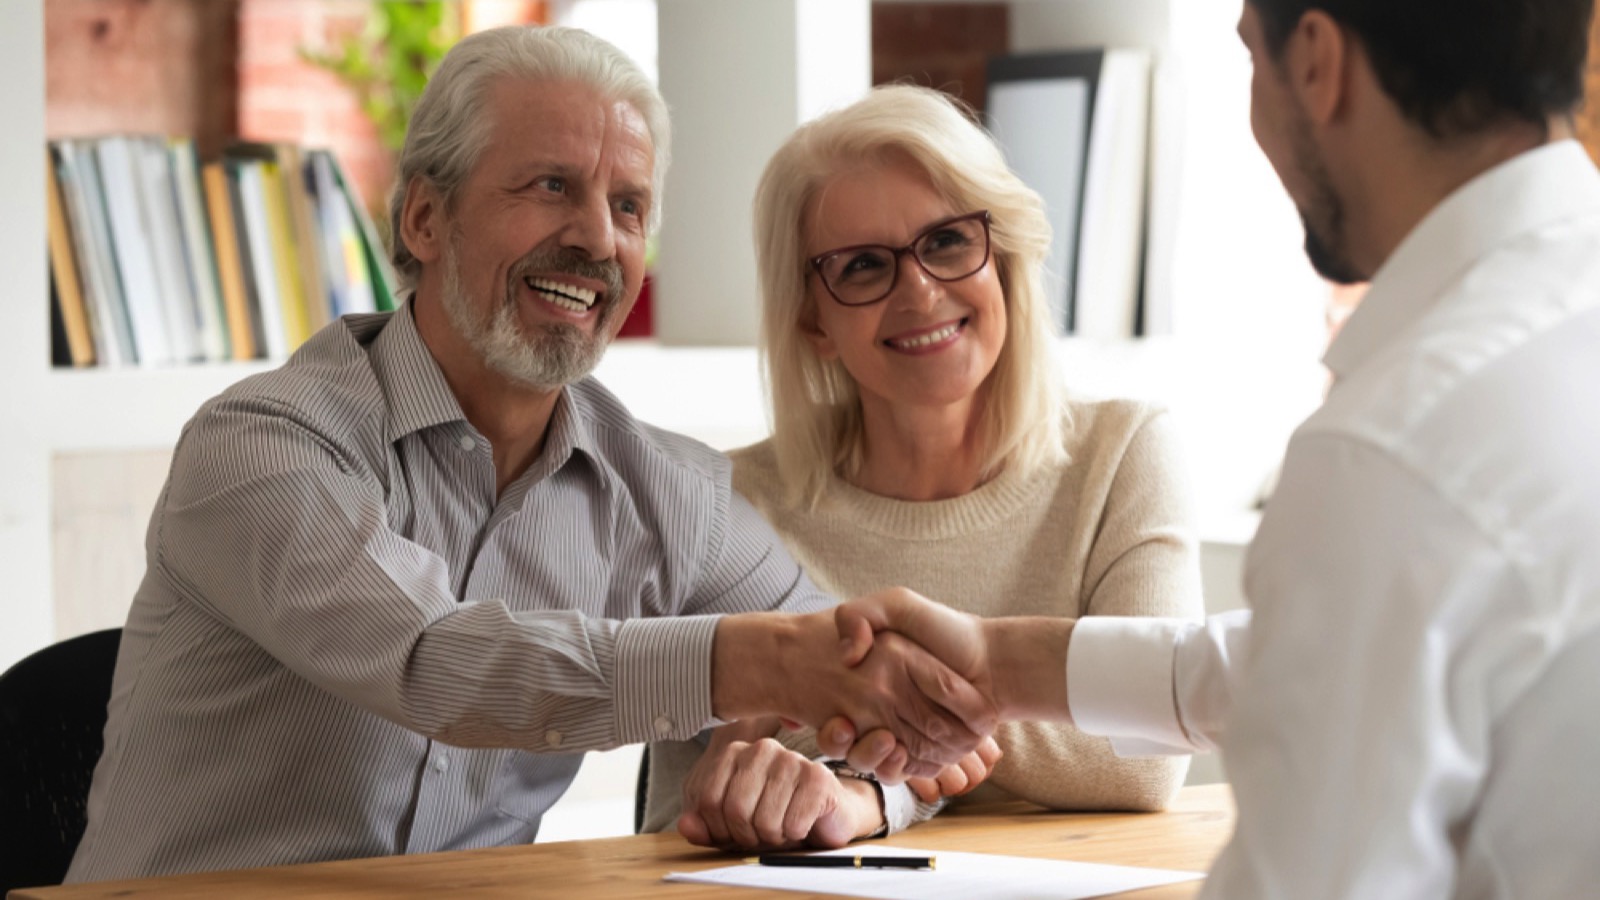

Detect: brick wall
235,0,549,224
872,1,1008,115
46,0,239,157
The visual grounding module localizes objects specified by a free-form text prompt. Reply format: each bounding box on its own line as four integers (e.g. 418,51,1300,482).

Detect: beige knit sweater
642,396,1202,833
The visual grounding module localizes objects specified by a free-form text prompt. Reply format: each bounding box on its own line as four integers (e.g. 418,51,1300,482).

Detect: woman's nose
889,252,941,309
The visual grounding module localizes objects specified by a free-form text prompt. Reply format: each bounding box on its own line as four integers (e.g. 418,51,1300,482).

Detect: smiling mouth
526,276,599,313
884,318,967,351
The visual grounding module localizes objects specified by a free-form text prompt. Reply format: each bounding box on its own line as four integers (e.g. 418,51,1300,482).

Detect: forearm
982,617,1075,722
710,612,807,722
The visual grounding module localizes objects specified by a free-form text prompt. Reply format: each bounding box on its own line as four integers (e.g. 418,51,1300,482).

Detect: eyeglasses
808,210,991,307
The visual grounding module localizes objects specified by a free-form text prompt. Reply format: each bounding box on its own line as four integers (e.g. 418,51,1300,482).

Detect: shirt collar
365,298,611,489
525,382,608,489
1324,140,1600,380
367,298,472,443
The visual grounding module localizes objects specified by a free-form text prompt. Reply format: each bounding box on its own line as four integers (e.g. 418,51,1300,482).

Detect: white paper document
664,845,1203,899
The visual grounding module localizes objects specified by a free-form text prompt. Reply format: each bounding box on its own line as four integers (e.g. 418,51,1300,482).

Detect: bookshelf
0,1,269,669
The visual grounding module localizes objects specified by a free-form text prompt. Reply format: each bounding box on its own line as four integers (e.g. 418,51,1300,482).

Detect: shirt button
433,755,450,774
545,730,563,749
653,715,674,736
456,435,475,452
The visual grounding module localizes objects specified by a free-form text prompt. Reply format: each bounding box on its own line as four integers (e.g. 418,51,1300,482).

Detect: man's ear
1286,10,1350,126
399,177,445,265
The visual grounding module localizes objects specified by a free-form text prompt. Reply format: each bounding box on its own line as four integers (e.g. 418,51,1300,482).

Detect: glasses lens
820,247,896,305
814,213,989,306
914,216,988,280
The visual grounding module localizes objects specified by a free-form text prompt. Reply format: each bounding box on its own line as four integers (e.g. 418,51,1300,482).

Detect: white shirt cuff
1067,616,1194,756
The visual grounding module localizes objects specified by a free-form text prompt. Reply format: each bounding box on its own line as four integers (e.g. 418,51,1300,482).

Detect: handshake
704,588,1078,838
692,589,1077,849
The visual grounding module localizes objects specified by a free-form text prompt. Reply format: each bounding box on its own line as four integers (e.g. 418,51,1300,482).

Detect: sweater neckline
822,461,1047,540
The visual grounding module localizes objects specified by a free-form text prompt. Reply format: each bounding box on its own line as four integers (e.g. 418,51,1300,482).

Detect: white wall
1007,0,1327,518
0,0,51,672
654,0,870,346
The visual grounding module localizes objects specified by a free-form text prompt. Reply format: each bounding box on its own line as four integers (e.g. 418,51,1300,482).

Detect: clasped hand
820,588,998,781
690,588,1006,851
677,717,1002,851
714,596,996,778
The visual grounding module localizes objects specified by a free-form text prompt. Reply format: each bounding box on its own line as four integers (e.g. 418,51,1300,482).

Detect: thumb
816,716,857,758
836,595,896,667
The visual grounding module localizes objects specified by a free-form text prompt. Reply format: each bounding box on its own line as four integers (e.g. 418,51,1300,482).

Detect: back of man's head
388,25,671,291
1249,0,1593,138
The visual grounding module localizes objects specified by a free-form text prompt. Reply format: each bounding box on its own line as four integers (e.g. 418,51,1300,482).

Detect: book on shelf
279,144,332,335
308,148,384,317
168,139,231,361
55,138,137,366
45,150,95,367
133,136,206,363
321,149,397,314
49,269,74,369
43,135,396,369
229,155,290,360
986,47,1153,339
200,161,258,361
92,135,175,365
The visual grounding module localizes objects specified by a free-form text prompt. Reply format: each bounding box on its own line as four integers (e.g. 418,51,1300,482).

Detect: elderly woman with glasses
642,84,1202,850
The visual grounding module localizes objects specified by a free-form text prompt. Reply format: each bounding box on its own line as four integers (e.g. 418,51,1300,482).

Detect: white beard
439,233,609,391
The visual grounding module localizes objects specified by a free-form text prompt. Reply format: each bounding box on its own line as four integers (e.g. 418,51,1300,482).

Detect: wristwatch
824,760,889,838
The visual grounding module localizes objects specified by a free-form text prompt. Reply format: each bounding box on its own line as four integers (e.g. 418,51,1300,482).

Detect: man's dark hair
1248,0,1594,138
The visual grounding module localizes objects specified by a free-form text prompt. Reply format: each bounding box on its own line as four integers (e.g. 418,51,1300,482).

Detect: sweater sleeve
966,409,1202,812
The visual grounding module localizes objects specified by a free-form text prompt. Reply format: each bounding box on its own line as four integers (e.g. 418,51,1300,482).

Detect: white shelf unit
4,0,64,670
38,363,278,451
0,0,274,669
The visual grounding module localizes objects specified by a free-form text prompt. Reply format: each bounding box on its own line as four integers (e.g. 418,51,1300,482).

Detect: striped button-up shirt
68,305,830,881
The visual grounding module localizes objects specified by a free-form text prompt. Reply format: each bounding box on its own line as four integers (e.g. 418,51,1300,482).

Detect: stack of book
46,137,397,368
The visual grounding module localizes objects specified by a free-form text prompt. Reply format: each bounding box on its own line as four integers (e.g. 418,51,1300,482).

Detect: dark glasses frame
807,210,992,307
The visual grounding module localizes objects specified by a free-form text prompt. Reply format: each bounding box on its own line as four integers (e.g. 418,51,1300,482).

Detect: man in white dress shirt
828,0,1600,895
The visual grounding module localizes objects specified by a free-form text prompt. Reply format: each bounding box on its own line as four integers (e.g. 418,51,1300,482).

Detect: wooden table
11,784,1233,900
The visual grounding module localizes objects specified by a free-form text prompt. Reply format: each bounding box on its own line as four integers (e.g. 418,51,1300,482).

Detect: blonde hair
754,84,1066,508
390,25,671,292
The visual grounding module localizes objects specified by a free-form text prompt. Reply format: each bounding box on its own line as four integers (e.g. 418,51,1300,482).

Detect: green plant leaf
297,0,462,152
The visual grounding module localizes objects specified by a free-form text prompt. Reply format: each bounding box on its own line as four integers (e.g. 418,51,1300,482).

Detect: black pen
746,853,937,870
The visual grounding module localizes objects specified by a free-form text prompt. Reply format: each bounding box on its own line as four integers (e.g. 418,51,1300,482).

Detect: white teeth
526,277,598,312
890,322,960,350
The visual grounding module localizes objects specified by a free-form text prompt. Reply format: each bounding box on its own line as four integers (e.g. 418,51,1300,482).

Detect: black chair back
634,744,651,834
0,628,122,893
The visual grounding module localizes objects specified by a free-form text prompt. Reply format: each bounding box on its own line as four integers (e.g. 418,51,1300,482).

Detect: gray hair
388,25,671,291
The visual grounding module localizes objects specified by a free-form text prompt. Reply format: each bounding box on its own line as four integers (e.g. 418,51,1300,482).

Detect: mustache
508,247,626,307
